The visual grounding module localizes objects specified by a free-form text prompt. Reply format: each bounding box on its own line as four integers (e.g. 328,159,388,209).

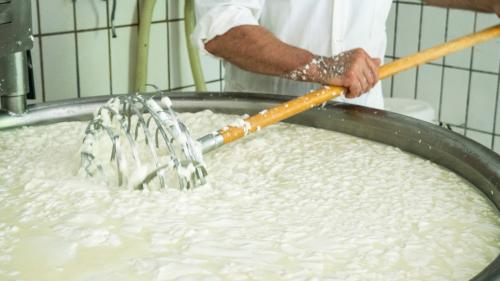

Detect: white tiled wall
108,1,138,27
384,1,500,152
444,11,475,69
77,30,110,98
415,64,442,113
147,23,169,90
29,0,499,151
39,0,74,34
110,26,137,95
169,20,194,89
42,33,78,101
30,0,223,101
75,0,108,30
474,15,500,73
440,68,469,125
468,73,498,131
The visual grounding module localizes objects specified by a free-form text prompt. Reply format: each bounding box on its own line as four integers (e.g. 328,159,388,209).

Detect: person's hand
319,49,381,98
284,48,381,98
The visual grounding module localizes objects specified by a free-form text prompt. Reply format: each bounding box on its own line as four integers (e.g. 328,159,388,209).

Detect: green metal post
185,0,207,91
134,0,157,93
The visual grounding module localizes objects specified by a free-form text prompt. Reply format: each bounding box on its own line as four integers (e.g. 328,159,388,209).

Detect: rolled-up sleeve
192,0,266,54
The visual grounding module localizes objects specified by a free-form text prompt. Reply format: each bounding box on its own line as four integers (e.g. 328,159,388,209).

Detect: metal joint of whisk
81,92,208,190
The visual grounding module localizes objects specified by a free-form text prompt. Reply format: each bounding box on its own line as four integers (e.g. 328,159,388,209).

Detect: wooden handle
220,24,500,144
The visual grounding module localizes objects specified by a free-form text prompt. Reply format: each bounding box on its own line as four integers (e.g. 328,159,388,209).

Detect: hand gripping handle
219,24,500,144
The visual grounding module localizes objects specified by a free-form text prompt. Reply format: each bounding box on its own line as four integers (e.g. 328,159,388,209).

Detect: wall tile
110,0,138,26
394,4,420,58
385,3,397,56
416,64,442,114
206,81,221,92
168,0,184,20
473,14,500,73
30,37,44,103
382,58,393,98
111,26,137,95
180,85,195,92
473,40,500,74
218,61,223,80
78,30,110,97
39,0,74,34
201,52,221,82
465,130,492,148
147,23,169,90
445,10,475,69
75,0,108,30
155,0,167,22
466,72,497,131
449,125,465,135
42,34,78,101
382,80,392,98
420,6,447,64
476,13,499,29
31,0,39,35
392,69,417,99
440,68,469,125
169,21,193,89
495,80,500,134
494,137,500,155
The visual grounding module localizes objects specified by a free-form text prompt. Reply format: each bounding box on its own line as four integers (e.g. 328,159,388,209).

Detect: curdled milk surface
0,110,499,281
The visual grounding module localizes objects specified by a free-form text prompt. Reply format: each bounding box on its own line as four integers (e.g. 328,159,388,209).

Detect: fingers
347,80,362,99
367,58,380,83
315,48,382,98
372,58,381,66
361,68,373,92
343,49,380,99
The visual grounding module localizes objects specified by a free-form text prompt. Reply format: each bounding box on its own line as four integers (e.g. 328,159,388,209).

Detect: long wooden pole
219,24,500,144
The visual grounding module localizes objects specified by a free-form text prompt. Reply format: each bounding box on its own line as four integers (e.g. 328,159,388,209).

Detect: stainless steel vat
0,92,498,280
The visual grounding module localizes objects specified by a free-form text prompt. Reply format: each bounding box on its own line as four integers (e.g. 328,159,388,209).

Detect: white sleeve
192,0,266,55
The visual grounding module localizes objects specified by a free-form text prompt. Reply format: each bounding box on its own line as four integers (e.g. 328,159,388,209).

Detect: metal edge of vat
0,91,499,280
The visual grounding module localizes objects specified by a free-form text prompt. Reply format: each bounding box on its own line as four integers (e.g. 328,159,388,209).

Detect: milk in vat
0,110,498,281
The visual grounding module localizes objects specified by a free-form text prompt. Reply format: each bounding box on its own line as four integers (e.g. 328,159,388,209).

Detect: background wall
30,0,223,104
385,0,500,153
30,0,499,153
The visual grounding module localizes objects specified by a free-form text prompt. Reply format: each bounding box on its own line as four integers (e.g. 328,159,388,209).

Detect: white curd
0,110,498,281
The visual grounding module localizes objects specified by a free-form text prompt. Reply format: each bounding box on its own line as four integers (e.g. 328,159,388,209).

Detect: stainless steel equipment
81,93,207,190
0,0,32,114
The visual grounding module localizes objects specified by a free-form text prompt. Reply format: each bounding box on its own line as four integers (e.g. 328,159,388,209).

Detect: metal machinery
0,0,32,114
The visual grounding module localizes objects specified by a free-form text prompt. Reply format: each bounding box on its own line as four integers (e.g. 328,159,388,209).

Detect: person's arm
205,25,381,98
425,0,500,16
206,25,313,78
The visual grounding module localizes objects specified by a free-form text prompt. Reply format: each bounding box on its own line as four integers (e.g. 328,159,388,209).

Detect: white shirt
193,0,393,109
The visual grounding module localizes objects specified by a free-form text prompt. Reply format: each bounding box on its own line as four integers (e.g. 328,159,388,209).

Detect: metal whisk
81,90,208,190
